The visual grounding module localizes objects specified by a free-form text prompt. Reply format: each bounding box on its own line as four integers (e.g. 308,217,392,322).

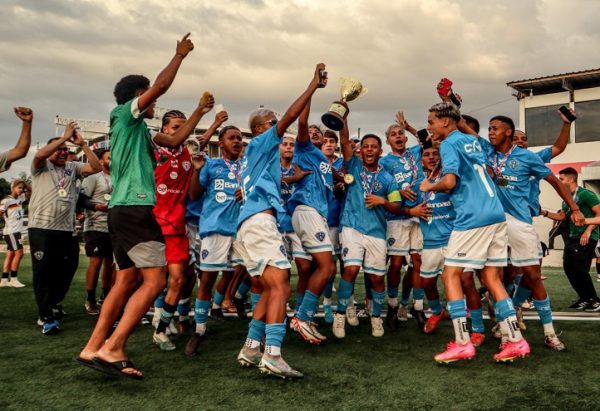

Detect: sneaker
576,300,590,310
184,333,204,357
52,305,66,318
152,308,162,328
424,309,448,334
410,307,427,330
290,316,322,344
397,304,408,322
210,307,224,321
84,301,99,316
470,332,486,347
568,299,587,309
153,332,176,351
386,305,399,330
167,321,179,336
332,313,346,339
237,346,262,368
0,278,9,288
37,318,43,327
178,319,194,336
140,317,150,326
491,323,502,339
346,305,359,327
434,341,476,364
8,278,25,288
259,353,303,379
42,319,60,335
371,316,384,337
323,304,334,324
310,322,327,342
493,339,530,362
544,333,566,351
516,307,526,331
584,300,600,312
232,296,246,319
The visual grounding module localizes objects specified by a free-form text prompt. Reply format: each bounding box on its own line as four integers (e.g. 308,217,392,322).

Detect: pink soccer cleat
434,341,476,364
493,338,530,362
470,332,486,347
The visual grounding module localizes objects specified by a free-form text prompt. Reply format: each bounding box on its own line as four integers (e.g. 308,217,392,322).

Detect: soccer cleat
397,304,408,322
310,322,327,342
290,316,322,344
323,304,334,324
386,305,399,330
153,332,176,351
544,334,566,351
258,354,303,379
410,307,427,330
0,278,9,288
84,301,99,316
371,316,384,337
184,333,204,357
346,305,359,326
470,332,486,347
178,319,194,336
42,319,60,335
434,341,476,364
332,313,346,338
493,339,530,362
210,307,224,321
8,278,25,288
424,309,448,334
516,307,526,331
232,296,246,319
36,318,43,327
584,300,600,312
237,346,263,368
52,305,66,318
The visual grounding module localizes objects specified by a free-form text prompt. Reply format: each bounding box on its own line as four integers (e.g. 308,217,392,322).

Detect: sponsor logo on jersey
157,184,168,195
215,192,227,203
463,141,482,153
319,162,331,174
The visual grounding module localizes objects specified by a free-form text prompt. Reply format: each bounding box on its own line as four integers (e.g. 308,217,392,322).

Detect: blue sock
250,292,261,311
247,319,266,341
470,308,485,333
214,291,225,306
154,288,167,308
533,297,553,325
413,288,425,300
265,323,286,350
297,290,319,322
323,276,335,299
428,298,442,315
495,297,516,322
512,286,532,308
337,278,354,314
514,274,523,286
505,282,515,296
237,281,250,297
372,290,385,317
177,298,190,317
194,299,211,325
400,286,411,306
294,292,305,312
387,286,399,299
364,274,373,299
448,299,467,320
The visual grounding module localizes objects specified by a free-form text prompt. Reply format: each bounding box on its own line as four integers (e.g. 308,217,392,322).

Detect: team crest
279,245,287,256
315,231,326,242
319,162,331,174
508,159,519,170
387,238,396,246
201,249,209,259
34,251,44,260
342,247,349,257
65,169,73,176
216,167,223,175
373,181,382,192
182,161,191,171
171,160,178,168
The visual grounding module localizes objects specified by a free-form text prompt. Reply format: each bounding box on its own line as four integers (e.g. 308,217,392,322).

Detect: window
525,104,564,147
574,100,600,143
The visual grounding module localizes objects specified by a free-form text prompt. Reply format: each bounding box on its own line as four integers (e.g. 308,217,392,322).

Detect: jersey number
473,164,494,197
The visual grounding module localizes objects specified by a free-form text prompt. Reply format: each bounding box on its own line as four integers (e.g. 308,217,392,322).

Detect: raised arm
197,111,228,150
71,130,102,176
188,155,206,200
137,33,195,113
544,174,585,225
276,63,326,137
7,107,33,164
551,108,575,158
32,122,75,169
395,112,418,138
296,95,312,145
339,118,353,162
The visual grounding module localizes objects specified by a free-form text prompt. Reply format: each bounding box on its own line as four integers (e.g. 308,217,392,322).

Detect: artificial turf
0,255,599,410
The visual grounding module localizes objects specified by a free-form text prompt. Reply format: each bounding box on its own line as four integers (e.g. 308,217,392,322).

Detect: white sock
347,295,355,308
388,297,398,308
504,316,523,342
452,317,470,345
195,322,206,336
323,297,331,305
543,322,555,336
244,338,260,349
265,345,281,356
414,299,424,311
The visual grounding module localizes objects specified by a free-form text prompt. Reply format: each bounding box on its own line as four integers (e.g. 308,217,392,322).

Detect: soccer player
379,115,425,328
0,179,30,288
29,122,102,334
420,102,530,363
332,119,402,339
78,33,213,379
184,124,243,355
80,149,113,315
0,107,33,174
235,63,326,379
484,115,583,350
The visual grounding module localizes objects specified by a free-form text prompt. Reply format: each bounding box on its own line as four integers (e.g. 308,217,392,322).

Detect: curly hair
113,75,150,105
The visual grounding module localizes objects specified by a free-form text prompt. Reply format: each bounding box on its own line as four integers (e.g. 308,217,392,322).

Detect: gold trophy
321,77,368,131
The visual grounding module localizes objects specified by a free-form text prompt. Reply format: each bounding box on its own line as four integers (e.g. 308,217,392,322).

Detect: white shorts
237,213,291,277
282,231,312,261
199,233,241,272
506,213,541,267
420,247,446,278
387,219,423,256
292,205,333,254
329,226,341,255
445,222,508,269
186,221,201,267
340,227,387,276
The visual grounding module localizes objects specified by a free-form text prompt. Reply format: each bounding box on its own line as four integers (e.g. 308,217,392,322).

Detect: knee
271,281,291,299
169,275,184,291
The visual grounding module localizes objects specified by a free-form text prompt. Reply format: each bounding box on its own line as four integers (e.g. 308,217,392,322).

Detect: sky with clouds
1,0,599,178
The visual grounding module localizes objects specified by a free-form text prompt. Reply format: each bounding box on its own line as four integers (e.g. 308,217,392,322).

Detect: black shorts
3,233,23,252
108,206,166,270
84,231,113,259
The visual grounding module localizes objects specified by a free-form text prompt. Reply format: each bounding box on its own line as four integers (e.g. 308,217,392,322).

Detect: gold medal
58,188,67,198
344,174,354,185
104,194,112,201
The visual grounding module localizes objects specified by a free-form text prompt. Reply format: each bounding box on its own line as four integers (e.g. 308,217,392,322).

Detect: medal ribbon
223,157,241,185
360,165,382,195
101,172,112,194
492,145,516,180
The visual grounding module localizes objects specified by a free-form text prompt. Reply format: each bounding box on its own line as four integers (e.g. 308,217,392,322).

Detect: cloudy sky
1,0,599,178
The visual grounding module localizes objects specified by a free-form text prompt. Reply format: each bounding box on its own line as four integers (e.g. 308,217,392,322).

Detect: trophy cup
321,77,368,131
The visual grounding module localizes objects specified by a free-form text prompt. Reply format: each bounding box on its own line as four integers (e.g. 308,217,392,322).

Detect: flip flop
76,356,114,376
92,357,144,380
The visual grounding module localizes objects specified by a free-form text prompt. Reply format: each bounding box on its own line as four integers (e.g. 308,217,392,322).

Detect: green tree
0,178,10,199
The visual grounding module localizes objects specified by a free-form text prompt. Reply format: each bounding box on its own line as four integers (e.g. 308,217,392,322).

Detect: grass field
0,254,599,410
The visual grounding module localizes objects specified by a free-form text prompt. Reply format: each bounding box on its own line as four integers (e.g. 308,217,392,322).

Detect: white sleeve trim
131,97,142,119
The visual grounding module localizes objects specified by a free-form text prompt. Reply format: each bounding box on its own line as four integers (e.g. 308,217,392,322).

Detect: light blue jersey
287,140,334,219
185,195,204,224
238,126,286,229
327,157,344,228
379,145,423,220
280,163,295,233
416,176,455,249
440,130,505,231
529,147,552,217
199,158,241,238
483,144,552,225
340,156,401,240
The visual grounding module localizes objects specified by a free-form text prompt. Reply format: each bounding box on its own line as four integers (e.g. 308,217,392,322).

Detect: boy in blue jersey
332,119,402,339
235,63,327,379
420,102,529,363
484,115,583,351
184,125,243,356
380,114,426,329
288,100,337,345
